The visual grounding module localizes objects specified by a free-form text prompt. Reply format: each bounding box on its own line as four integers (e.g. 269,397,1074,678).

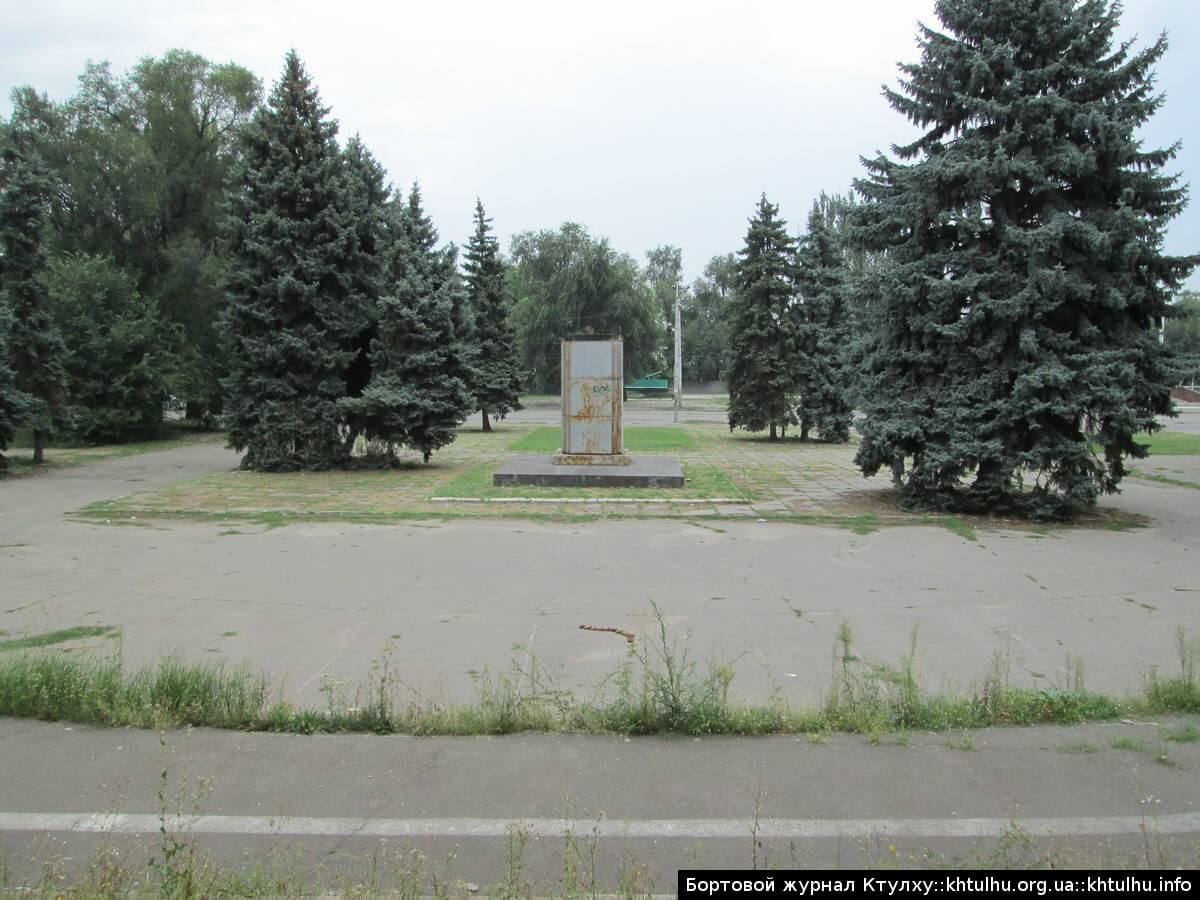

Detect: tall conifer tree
347,185,472,461
405,184,476,406
792,194,853,442
340,135,391,447
852,0,1197,519
463,199,522,431
0,131,67,464
0,295,31,467
44,253,178,443
728,195,799,440
222,51,362,471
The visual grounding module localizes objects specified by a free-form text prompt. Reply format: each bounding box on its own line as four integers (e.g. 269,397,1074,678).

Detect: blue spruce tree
346,184,472,462
852,0,1197,519
222,52,364,471
728,195,799,441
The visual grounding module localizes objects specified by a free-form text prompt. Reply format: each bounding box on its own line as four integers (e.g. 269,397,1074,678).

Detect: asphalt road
1,717,1197,887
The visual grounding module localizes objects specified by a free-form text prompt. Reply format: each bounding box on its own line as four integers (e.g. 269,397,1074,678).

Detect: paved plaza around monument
2,404,1197,710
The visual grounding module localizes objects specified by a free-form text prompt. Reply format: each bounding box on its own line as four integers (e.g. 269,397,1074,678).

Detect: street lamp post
673,278,682,423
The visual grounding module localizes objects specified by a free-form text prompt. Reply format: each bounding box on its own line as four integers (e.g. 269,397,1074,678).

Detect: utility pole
673,276,682,423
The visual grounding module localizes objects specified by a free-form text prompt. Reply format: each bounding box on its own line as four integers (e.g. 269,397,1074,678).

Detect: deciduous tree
509,224,662,392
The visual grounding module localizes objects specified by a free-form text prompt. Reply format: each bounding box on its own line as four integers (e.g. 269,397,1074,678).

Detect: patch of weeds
1152,735,1177,768
1161,721,1200,743
847,514,879,535
1110,735,1147,752
1055,740,1098,754
0,625,120,652
944,730,977,752
2,615,1199,740
217,529,243,536
1144,627,1200,713
1130,472,1200,491
220,631,238,638
1096,516,1146,533
939,516,978,541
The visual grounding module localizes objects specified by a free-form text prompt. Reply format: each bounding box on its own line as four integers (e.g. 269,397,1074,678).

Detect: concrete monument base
552,451,631,466
494,454,684,489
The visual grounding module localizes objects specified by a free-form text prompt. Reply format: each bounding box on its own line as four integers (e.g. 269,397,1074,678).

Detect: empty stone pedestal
493,454,684,489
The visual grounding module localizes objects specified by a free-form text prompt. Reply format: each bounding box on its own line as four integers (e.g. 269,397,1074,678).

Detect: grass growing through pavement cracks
0,625,119,652
1130,472,1200,491
1,610,1197,738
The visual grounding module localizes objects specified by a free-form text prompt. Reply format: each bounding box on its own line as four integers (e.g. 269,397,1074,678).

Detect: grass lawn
1135,431,1200,455
62,421,1151,534
67,423,811,526
434,462,747,500
516,393,558,407
509,425,695,452
2,426,223,476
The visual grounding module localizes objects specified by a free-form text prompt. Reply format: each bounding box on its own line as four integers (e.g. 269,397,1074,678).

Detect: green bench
624,372,672,400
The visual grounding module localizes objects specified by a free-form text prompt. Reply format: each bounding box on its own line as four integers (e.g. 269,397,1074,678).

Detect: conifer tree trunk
769,420,777,441
481,409,491,432
33,428,44,465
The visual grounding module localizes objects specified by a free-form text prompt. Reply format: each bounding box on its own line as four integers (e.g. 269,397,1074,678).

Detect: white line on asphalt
428,497,746,504
0,812,1195,840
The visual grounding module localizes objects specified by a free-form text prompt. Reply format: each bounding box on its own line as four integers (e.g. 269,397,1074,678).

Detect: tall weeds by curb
0,611,1196,737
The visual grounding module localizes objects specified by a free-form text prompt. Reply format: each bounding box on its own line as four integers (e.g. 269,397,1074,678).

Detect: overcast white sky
3,0,1197,285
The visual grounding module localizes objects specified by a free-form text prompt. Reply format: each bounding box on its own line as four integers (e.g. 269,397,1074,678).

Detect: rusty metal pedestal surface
555,336,626,464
